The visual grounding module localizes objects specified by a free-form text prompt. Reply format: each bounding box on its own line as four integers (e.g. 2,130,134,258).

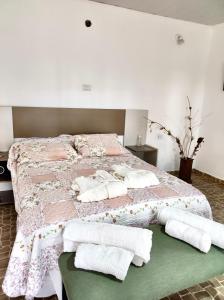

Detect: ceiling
90,0,224,25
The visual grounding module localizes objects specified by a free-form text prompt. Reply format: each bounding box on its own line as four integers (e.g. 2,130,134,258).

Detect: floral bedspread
2,145,212,298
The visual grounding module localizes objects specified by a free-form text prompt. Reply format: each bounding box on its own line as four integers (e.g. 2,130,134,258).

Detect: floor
0,171,224,300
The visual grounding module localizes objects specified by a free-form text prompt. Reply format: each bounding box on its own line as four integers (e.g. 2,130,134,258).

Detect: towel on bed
158,207,224,249
63,221,153,266
112,164,159,188
165,219,211,253
71,170,127,202
74,243,134,281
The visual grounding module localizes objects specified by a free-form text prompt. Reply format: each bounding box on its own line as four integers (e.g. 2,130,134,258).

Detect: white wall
0,107,13,151
124,110,148,146
195,24,224,180
0,0,211,170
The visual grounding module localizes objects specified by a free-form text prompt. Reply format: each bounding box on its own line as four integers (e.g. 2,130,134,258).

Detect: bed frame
12,107,126,138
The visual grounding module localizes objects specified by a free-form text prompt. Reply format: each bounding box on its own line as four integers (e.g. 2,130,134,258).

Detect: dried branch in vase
191,137,204,158
146,97,204,159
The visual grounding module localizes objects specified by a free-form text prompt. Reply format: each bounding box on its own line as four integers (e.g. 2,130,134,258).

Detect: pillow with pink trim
74,134,127,157
14,140,79,165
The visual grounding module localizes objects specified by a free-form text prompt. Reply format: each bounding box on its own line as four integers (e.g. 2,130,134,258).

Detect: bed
2,107,212,299
2,133,212,299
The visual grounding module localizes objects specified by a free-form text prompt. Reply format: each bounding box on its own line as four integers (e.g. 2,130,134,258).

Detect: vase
179,158,193,183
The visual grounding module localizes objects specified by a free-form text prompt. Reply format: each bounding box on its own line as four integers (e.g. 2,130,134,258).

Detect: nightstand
0,152,14,204
125,145,158,166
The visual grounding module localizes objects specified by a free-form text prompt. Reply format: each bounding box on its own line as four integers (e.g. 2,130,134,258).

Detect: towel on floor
74,243,134,281
112,164,159,188
165,219,211,253
158,207,224,249
63,221,153,266
71,170,127,202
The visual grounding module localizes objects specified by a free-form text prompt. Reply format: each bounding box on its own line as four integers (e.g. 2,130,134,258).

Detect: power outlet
82,84,92,91
157,133,163,140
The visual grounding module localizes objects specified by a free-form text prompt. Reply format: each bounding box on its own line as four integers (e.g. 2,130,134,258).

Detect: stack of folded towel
158,207,224,253
112,164,160,188
71,165,160,203
71,170,127,202
75,244,134,281
63,221,153,280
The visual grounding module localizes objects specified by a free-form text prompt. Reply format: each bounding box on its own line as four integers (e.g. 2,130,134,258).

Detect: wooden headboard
12,107,126,138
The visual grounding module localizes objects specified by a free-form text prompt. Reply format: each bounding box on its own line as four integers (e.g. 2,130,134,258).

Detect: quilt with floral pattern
2,139,212,298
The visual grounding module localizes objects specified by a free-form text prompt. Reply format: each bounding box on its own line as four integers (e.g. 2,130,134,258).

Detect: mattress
59,225,224,300
2,142,212,298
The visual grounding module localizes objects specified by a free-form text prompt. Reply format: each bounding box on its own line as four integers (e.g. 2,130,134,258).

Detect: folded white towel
72,170,127,202
112,164,159,188
74,243,134,281
158,207,224,249
63,221,153,266
165,219,211,253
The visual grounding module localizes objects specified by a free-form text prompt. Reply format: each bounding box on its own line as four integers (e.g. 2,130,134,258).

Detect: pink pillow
16,141,78,165
74,134,126,157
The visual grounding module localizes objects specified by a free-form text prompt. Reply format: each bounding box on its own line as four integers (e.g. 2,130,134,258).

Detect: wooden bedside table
0,152,14,204
125,145,158,166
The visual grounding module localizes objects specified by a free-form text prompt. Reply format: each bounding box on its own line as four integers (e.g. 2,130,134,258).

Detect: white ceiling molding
90,0,224,25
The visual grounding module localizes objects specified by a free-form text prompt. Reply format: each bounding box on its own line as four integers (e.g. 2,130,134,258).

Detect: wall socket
82,84,92,91
157,133,163,140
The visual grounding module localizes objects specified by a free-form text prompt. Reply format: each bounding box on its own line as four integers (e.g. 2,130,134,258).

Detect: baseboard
169,169,224,185
193,169,224,185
